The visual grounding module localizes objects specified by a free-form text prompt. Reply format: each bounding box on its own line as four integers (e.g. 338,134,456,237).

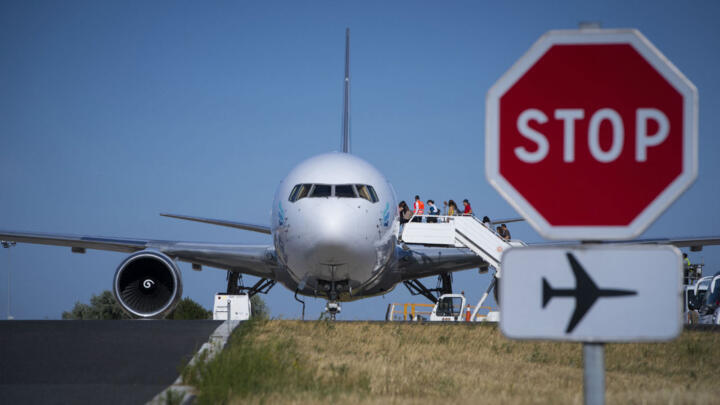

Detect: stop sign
486,29,697,240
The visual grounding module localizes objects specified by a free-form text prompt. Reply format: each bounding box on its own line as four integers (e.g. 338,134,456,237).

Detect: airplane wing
397,245,488,280
490,217,525,226
0,230,278,279
533,236,720,251
634,236,720,251
160,213,271,234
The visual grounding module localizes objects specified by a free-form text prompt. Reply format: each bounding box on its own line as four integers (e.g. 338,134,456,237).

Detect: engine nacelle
113,250,183,319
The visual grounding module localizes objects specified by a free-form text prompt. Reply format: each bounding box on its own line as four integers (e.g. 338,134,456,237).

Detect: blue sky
1,1,719,320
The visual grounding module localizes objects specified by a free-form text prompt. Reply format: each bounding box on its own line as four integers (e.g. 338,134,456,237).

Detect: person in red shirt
412,195,424,222
462,199,473,216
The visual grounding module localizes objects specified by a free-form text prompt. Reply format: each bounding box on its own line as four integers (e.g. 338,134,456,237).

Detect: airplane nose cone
309,209,360,264
304,204,376,280
311,234,356,266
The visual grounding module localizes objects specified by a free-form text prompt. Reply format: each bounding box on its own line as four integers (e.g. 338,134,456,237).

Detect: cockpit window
356,185,371,201
288,183,379,202
310,184,332,197
288,184,312,202
356,185,379,203
367,185,379,203
289,184,301,202
335,185,356,198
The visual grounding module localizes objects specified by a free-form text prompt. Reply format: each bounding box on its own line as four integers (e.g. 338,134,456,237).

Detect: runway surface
0,320,222,405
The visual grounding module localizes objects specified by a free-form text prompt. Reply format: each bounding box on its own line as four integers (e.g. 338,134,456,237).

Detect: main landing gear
226,271,276,297
403,272,454,303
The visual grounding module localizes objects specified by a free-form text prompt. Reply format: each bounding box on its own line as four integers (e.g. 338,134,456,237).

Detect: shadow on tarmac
0,320,221,405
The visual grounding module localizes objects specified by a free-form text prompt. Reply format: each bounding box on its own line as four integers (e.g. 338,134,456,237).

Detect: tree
62,290,129,320
168,297,212,320
251,294,269,319
62,290,212,320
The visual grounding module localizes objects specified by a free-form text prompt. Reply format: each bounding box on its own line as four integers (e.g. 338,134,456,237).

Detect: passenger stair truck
387,293,499,322
400,215,525,320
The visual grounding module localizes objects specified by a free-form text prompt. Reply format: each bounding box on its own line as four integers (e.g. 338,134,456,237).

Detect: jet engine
113,250,183,319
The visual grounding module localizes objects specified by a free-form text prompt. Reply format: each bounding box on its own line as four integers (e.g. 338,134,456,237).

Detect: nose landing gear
324,280,342,320
325,301,342,320
317,271,350,320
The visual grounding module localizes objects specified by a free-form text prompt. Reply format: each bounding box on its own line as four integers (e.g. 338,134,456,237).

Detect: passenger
426,200,440,223
398,201,410,225
412,195,424,222
500,224,511,241
402,202,413,223
447,200,459,216
482,216,492,229
496,226,504,237
462,199,473,216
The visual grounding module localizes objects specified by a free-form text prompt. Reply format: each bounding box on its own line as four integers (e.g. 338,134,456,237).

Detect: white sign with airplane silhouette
500,245,682,342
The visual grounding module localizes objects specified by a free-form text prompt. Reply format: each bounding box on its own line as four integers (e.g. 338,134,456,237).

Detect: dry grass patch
186,320,720,404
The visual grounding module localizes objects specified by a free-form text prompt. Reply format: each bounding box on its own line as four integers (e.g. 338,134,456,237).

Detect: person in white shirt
426,200,440,223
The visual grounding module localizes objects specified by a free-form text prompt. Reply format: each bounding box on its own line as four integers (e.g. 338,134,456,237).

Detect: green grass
182,321,720,404
181,319,370,404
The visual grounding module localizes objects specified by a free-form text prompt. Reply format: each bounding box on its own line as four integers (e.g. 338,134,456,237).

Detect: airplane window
367,186,379,203
335,185,356,198
310,184,331,197
687,290,697,311
297,184,311,200
288,185,301,202
289,184,312,202
356,185,372,201
706,279,720,306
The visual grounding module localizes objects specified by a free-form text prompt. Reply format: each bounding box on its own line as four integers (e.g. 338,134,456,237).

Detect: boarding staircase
400,215,526,271
400,215,526,320
401,215,525,321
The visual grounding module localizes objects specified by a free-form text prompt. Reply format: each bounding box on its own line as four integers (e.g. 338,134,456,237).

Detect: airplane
1,30,719,321
542,253,636,333
0,29,486,320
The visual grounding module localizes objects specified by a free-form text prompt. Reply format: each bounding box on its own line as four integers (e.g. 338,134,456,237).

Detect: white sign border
485,29,698,240
499,244,683,342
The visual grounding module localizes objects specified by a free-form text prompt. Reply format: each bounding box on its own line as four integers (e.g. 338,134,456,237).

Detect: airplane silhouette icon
542,253,637,333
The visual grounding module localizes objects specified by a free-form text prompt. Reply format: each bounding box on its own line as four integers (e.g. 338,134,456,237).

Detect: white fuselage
271,153,398,299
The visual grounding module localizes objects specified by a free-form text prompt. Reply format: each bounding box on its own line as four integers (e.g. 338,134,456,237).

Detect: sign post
584,343,604,405
500,245,683,403
487,28,697,405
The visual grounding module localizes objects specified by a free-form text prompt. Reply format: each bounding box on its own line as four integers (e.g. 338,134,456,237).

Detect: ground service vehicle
697,272,720,325
386,294,499,322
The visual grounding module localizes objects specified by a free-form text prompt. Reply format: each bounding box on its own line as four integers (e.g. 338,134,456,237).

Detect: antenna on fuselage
342,27,351,153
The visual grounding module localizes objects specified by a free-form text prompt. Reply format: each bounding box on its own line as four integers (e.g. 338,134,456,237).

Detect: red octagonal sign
486,29,697,240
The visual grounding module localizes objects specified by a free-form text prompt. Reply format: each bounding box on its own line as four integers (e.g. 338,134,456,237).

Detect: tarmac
0,320,222,405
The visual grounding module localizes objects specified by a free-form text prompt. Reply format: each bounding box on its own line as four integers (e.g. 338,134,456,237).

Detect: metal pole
6,244,10,320
471,276,497,321
2,241,15,320
227,298,232,334
583,342,605,405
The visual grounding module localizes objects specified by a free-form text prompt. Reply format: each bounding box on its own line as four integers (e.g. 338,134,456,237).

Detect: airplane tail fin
342,28,351,153
542,277,552,308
